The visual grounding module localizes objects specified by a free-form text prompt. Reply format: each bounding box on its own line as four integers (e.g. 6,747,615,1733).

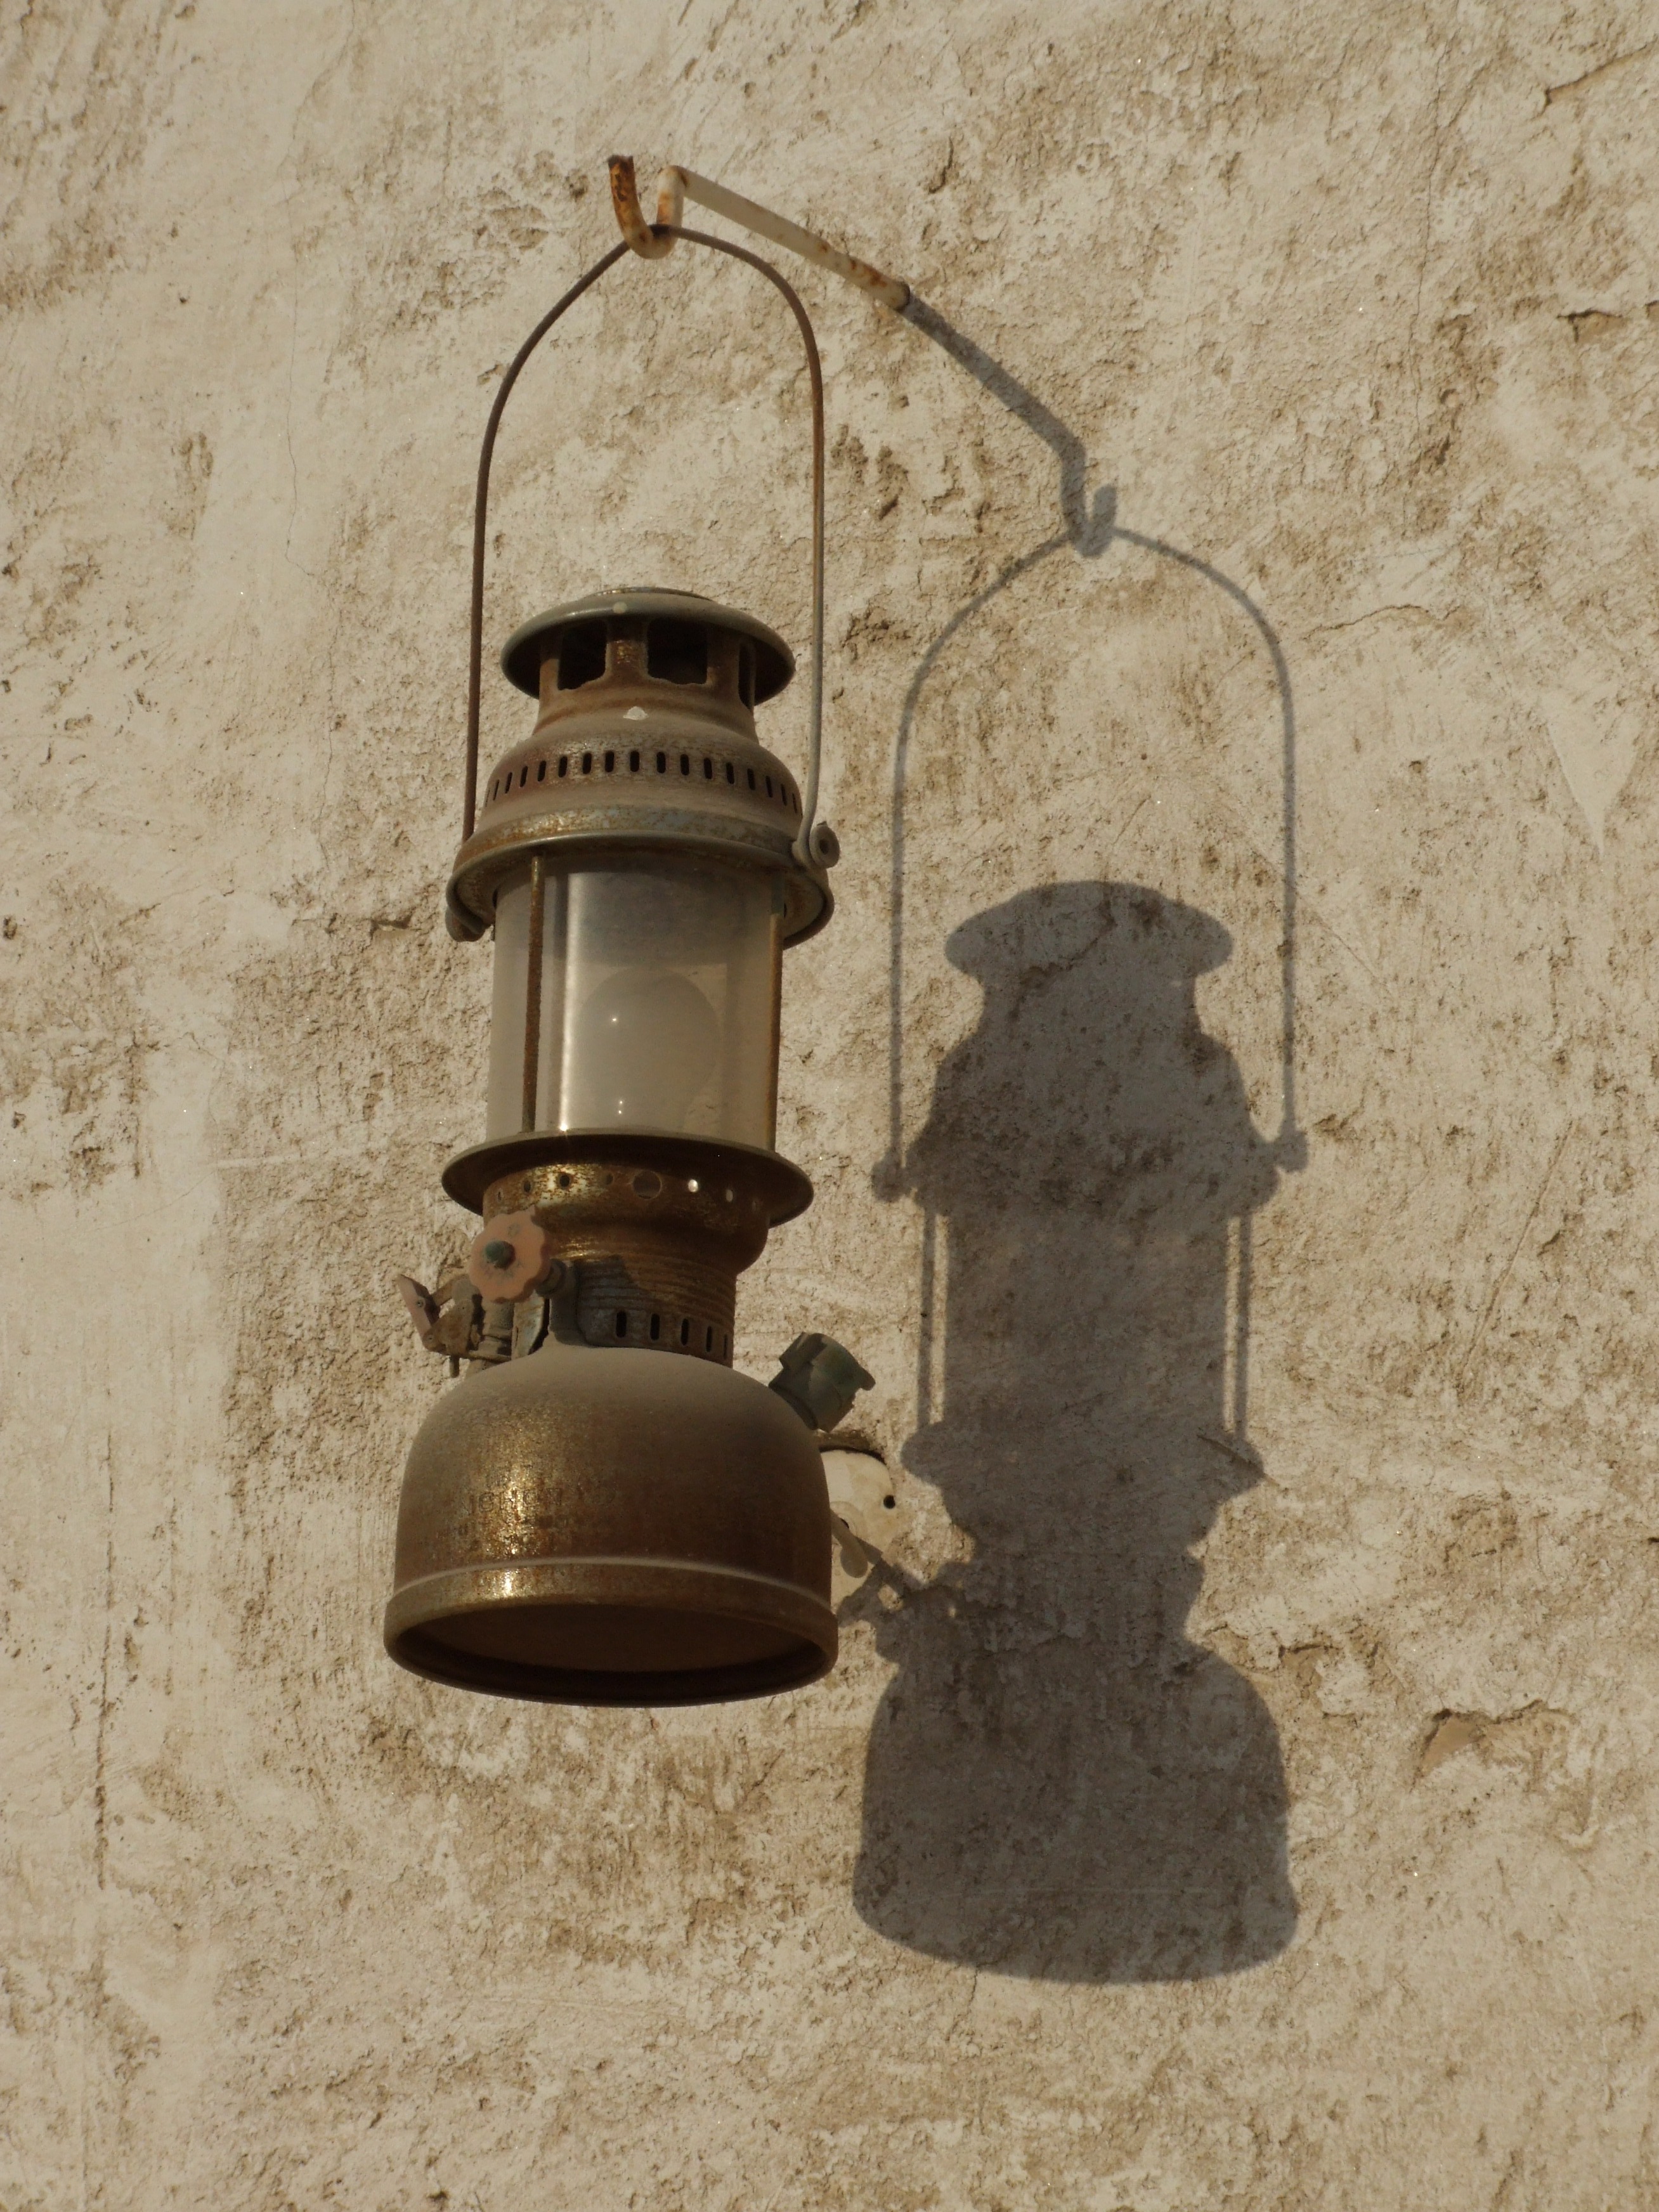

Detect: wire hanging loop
462,228,828,873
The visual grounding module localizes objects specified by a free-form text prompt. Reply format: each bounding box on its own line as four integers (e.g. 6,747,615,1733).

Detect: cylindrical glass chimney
485,852,784,1148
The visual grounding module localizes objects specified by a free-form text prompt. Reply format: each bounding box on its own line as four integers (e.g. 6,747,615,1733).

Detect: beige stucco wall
5,2,1659,2204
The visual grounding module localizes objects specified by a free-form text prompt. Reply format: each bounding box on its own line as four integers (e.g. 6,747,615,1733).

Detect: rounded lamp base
384,1343,836,1706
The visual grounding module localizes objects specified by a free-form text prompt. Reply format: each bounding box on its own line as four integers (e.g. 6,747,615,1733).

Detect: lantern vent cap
501,589,794,705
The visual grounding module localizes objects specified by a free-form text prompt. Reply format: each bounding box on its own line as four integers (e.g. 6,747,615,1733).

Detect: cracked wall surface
4,2,1659,2206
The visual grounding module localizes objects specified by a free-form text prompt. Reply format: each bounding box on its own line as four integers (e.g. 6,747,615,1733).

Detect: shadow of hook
902,296,1118,556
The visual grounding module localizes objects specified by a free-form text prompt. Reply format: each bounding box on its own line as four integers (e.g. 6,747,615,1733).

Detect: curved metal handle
463,242,627,841
463,226,828,871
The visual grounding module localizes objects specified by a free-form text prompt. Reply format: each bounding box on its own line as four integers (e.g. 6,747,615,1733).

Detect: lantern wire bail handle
464,155,908,874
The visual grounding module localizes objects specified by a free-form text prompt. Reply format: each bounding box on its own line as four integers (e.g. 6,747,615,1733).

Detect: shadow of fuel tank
852,883,1296,1981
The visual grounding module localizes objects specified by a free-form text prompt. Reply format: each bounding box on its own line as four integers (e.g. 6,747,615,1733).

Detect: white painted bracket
823,1447,904,1598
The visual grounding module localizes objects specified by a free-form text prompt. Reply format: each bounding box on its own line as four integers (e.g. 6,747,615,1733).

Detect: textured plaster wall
4,2,1659,2205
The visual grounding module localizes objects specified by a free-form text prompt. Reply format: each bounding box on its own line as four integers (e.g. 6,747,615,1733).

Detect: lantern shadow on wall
850,304,1301,1981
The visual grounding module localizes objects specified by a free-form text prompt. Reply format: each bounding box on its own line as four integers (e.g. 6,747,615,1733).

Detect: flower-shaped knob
466,1213,558,1303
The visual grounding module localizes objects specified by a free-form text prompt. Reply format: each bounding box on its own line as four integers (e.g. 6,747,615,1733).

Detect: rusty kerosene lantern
384,160,906,1706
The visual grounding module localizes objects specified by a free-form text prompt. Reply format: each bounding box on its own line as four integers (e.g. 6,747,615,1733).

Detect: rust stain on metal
450,592,829,949
608,153,673,260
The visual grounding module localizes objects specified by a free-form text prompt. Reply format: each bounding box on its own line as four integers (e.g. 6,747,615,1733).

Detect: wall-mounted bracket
607,155,910,310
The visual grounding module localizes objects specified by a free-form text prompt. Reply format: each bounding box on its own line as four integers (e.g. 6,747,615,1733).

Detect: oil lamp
383,162,902,1707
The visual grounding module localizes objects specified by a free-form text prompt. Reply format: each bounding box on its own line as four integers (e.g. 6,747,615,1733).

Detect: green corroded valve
769,1332,874,1435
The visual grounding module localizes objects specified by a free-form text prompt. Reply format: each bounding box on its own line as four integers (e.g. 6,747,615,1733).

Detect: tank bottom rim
384,1556,836,1706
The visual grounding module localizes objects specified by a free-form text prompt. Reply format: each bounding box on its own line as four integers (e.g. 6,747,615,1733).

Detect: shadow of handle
880,298,1304,1199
